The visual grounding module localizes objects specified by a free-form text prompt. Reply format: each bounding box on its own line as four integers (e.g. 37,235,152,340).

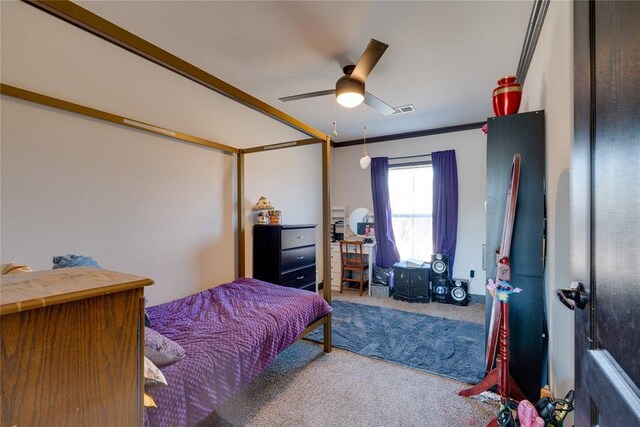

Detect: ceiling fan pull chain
359,125,371,170
333,101,338,137
363,125,368,156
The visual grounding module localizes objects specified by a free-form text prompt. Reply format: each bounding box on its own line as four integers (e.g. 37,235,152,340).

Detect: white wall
520,0,574,399
0,2,304,149
1,97,236,306
243,144,324,281
0,1,308,305
332,129,487,295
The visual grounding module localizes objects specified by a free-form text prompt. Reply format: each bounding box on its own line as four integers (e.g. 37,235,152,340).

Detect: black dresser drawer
281,227,315,250
281,245,316,272
299,282,316,292
253,224,317,290
281,265,316,288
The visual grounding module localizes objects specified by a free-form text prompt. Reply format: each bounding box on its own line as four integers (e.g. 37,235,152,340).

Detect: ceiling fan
279,39,396,116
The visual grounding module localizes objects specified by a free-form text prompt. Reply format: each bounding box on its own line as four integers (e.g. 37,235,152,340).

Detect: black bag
372,265,391,286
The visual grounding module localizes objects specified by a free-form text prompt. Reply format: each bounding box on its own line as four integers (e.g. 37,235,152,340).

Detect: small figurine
255,211,268,224
486,279,522,303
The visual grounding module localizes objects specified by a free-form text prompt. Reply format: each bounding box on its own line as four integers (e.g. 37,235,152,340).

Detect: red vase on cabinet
492,76,522,116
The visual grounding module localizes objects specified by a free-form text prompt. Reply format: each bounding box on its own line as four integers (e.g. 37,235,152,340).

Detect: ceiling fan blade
279,89,335,102
364,92,395,116
351,39,389,83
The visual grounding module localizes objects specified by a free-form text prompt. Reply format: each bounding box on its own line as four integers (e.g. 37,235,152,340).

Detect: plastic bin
371,283,392,298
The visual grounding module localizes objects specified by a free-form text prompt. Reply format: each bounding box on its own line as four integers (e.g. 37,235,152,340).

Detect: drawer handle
296,256,304,260
296,236,304,239
296,275,305,280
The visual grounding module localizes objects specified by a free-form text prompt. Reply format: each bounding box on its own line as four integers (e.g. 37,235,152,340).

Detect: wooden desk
330,242,377,295
1,268,153,427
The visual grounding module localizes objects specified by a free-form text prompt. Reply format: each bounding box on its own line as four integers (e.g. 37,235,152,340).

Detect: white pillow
144,356,167,388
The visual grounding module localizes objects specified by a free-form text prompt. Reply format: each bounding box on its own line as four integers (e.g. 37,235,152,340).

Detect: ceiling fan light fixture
336,76,365,108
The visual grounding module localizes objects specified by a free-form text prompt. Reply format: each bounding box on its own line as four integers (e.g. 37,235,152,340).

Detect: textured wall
331,129,487,295
243,144,324,281
1,98,236,306
519,0,575,402
0,1,303,305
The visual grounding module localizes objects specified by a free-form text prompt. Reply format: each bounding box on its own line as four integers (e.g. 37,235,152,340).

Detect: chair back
340,240,366,267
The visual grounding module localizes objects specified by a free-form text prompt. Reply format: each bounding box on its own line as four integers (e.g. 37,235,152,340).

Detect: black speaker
432,277,449,304
449,278,470,306
431,253,450,278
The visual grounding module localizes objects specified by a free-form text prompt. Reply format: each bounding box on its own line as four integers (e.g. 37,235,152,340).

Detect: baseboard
470,294,485,304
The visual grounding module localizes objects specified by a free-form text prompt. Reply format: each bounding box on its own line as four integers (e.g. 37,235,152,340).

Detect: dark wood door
572,1,640,425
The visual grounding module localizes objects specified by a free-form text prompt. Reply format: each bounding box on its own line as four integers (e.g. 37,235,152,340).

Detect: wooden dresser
253,224,317,292
0,267,153,427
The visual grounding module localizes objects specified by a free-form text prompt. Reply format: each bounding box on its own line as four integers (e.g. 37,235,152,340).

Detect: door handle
556,281,588,310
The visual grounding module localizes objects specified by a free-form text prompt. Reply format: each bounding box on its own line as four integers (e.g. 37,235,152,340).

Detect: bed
2,5,335,426
144,277,332,427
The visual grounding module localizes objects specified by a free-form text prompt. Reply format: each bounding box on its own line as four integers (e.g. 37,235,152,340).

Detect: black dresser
253,224,317,292
392,262,430,303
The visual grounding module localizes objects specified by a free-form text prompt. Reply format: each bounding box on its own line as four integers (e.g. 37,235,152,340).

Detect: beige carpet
204,293,496,427
332,289,485,324
206,341,497,427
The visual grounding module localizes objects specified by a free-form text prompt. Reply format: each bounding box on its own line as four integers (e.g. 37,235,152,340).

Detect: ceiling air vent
392,104,416,115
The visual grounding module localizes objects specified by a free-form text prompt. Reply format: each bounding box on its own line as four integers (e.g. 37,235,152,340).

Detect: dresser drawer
281,264,316,288
281,227,315,250
331,272,342,290
281,245,316,272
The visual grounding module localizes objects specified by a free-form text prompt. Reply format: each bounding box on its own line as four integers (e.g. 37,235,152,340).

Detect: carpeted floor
305,300,485,384
203,341,497,427
199,292,495,426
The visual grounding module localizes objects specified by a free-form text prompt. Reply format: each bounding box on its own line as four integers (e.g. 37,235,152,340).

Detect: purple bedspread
144,277,332,427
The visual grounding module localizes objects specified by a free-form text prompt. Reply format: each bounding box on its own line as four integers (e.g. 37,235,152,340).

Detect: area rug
305,300,485,384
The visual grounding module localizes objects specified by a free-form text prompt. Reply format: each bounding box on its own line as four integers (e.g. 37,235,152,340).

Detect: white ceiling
79,1,534,143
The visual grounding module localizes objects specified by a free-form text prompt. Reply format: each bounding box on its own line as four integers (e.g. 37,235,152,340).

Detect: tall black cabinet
485,111,546,401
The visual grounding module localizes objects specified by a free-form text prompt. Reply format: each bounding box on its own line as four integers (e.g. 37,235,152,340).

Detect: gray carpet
306,300,485,384
202,341,498,427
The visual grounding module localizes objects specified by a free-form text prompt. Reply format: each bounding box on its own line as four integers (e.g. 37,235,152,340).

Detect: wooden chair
339,240,369,296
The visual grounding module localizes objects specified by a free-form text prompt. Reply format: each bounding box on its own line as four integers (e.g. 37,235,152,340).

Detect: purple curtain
371,157,400,268
432,150,459,272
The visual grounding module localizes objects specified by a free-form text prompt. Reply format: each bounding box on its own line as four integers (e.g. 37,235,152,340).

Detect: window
388,163,433,261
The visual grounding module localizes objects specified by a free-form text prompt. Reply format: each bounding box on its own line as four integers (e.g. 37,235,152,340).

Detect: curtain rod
388,153,432,160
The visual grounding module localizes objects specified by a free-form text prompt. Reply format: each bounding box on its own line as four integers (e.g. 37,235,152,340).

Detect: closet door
571,1,640,424
485,110,546,401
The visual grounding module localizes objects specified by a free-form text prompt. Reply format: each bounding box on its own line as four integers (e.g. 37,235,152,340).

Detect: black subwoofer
432,277,449,304
430,254,450,303
449,278,471,306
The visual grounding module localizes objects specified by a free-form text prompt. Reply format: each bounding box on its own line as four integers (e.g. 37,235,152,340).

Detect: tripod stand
459,282,526,426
